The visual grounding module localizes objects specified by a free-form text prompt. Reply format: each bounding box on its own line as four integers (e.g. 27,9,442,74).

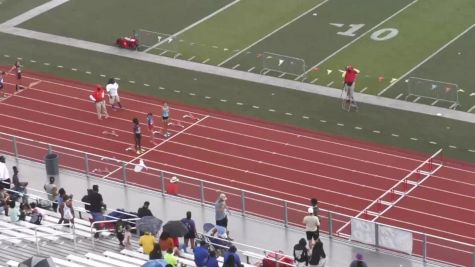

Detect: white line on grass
218,0,330,66
395,93,403,99
310,78,319,84
431,99,439,106
378,23,475,96
202,58,210,64
467,104,475,113
247,67,255,72
359,87,368,93
297,0,418,80
144,0,241,53
188,56,196,61
327,81,334,86
412,97,420,103
232,64,240,69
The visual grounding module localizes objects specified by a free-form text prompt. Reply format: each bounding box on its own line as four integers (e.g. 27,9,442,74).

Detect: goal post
135,29,180,57
406,77,460,109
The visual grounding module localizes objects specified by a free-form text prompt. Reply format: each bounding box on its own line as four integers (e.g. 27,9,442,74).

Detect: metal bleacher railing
0,132,473,267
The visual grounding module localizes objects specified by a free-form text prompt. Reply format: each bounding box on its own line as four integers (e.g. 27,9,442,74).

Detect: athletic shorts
162,116,169,121
306,230,318,241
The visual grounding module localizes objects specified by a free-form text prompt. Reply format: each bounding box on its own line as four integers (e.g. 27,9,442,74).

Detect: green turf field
0,0,474,162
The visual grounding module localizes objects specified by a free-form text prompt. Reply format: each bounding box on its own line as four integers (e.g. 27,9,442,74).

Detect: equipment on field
135,29,180,57
116,35,139,50
405,77,460,109
261,52,306,79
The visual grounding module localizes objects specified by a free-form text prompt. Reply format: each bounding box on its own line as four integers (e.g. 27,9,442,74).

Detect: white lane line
354,126,362,130
302,116,310,119
202,58,210,64
395,93,404,99
236,102,243,105
144,84,150,87
269,109,276,112
449,145,457,149
204,96,211,99
412,97,420,103
327,81,334,86
373,130,381,134
218,0,330,66
359,87,368,93
379,23,475,96
410,137,418,141
285,112,293,116
247,67,255,72
220,99,227,102
278,72,286,77
188,56,196,61
467,104,475,113
337,123,344,127
298,0,419,80
310,78,319,84
252,105,260,109
232,64,240,69
431,99,439,106
391,134,399,137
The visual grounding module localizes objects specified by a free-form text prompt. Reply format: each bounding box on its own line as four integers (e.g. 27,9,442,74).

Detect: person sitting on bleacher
29,202,43,225
149,242,163,260
11,166,28,203
223,245,242,267
0,184,11,216
164,247,179,267
206,250,219,267
159,231,175,253
293,238,309,267
193,240,209,267
140,231,157,254
9,200,19,222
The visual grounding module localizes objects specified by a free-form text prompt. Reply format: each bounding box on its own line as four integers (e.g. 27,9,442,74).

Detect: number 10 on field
330,23,399,41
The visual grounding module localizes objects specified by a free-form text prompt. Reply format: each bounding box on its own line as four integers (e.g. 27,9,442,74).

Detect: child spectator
159,231,174,253
350,253,368,267
149,242,163,260
181,211,196,250
133,117,144,154
116,219,127,247
223,245,241,267
54,188,66,212
9,201,19,222
139,232,156,254
29,202,43,225
124,225,132,249
293,238,309,267
146,112,156,144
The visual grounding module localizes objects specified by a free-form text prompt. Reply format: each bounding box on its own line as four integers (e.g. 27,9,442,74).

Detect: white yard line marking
359,87,368,93
268,109,276,112
204,96,211,99
144,84,150,87
327,81,334,86
202,58,210,64
278,72,286,78
232,64,240,69
297,0,418,80
218,0,330,66
395,93,404,99
412,97,420,103
302,116,310,119
247,67,255,72
391,134,399,137
372,130,381,134
159,50,168,56
431,99,439,106
187,56,196,61
236,102,243,105
144,0,240,53
310,78,319,84
354,126,362,130
262,69,271,75
467,104,475,113
449,145,457,149
337,123,344,127
379,23,475,96
285,112,293,116
252,105,260,109
1,0,69,27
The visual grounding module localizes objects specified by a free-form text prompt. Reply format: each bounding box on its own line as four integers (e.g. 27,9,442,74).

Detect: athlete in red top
342,65,360,108
8,60,23,92
89,85,109,120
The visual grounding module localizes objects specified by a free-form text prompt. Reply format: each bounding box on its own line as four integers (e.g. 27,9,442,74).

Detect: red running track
0,70,474,266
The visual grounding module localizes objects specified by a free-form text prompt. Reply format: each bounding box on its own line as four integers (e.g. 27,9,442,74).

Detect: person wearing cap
166,176,179,196
215,193,230,228
138,201,154,218
342,65,360,108
105,78,122,109
303,207,320,249
350,253,367,267
89,84,109,120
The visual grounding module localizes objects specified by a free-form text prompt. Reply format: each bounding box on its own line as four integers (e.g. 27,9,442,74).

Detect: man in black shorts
303,207,320,249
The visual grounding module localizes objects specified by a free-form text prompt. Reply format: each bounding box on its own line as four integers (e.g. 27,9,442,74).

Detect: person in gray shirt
215,193,230,228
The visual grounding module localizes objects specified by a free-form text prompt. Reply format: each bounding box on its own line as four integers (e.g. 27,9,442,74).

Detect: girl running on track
132,118,144,155
146,112,156,144
0,71,5,98
162,102,170,137
8,60,23,92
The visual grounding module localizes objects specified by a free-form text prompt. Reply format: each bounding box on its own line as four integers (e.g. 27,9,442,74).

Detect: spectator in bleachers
58,194,74,224
164,247,179,267
124,225,132,250
193,240,209,267
140,231,157,254
308,238,326,267
159,231,174,252
215,193,230,228
19,202,30,221
223,245,241,267
166,176,179,195
349,253,367,267
138,201,153,218
11,166,28,203
9,200,20,222
310,198,319,216
89,185,104,222
44,176,57,208
181,211,197,250
116,218,127,247
293,238,309,267
29,202,43,225
54,188,66,212
206,250,219,267
149,242,163,260
0,156,10,188
0,183,10,216
303,207,320,250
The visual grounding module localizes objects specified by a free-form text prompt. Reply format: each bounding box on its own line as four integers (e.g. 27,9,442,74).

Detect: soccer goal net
136,29,180,57
406,77,460,109
261,52,306,78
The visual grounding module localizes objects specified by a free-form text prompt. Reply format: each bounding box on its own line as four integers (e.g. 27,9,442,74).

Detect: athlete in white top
105,78,122,109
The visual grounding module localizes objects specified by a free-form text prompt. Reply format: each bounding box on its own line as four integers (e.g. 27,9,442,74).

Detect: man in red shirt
89,85,109,120
166,176,179,195
342,65,360,108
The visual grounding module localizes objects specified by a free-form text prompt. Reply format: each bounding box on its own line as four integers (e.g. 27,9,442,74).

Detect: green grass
383,27,475,112
19,0,232,45
156,0,323,64
0,32,474,162
311,0,475,94
221,0,413,71
0,0,48,23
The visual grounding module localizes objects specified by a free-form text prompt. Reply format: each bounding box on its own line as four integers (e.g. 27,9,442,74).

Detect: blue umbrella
141,259,167,267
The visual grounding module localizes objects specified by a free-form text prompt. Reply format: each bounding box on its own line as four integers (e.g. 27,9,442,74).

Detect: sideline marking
218,0,330,66
379,23,475,95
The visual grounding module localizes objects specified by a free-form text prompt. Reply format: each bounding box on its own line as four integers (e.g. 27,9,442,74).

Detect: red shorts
147,124,154,131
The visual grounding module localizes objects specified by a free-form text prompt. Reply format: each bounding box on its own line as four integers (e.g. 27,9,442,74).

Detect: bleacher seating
103,251,146,265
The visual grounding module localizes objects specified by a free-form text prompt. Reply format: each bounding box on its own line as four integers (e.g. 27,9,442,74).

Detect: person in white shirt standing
0,156,10,188
106,78,122,109
303,207,320,250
